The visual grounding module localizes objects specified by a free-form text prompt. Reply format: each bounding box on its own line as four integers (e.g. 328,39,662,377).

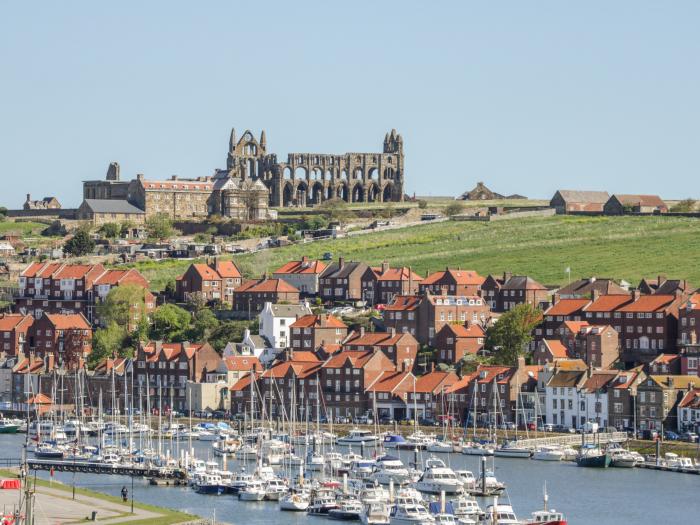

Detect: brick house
647,354,681,375
534,339,570,365
636,375,700,432
290,314,348,351
318,258,369,303
272,256,326,295
679,345,700,378
29,313,92,368
90,269,156,329
343,329,419,369
175,260,243,305
381,295,422,339
134,341,222,412
638,276,692,296
0,314,33,357
615,293,682,363
678,292,700,346
555,321,620,369
433,322,486,364
481,272,549,312
232,278,300,318
420,268,485,296
608,367,646,431
319,349,395,419
360,262,422,306
16,262,152,325
537,298,591,342
556,277,627,298
365,369,415,421
549,190,610,214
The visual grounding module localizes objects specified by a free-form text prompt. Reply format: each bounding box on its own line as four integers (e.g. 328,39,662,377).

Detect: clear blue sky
2,1,699,208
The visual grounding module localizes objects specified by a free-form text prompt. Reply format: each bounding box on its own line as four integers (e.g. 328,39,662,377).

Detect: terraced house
272,257,326,295
318,258,368,303
289,314,348,351
481,272,549,312
420,268,485,296
232,278,300,318
361,262,422,306
0,314,33,357
343,328,419,369
176,260,243,305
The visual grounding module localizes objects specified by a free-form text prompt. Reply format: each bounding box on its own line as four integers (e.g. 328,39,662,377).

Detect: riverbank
0,468,199,525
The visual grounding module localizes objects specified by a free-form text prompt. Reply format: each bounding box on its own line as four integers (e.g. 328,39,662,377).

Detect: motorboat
264,478,289,500
307,487,340,515
575,445,610,468
329,498,365,521
460,442,494,456
307,452,326,472
427,440,454,454
34,443,64,459
428,501,458,525
382,434,408,449
609,448,638,468
239,479,267,501
663,452,695,469
449,495,482,523
494,441,532,459
532,445,565,462
454,470,477,491
360,500,391,525
0,418,20,434
280,489,311,511
196,473,226,495
481,504,519,524
414,457,463,495
522,488,567,525
229,471,254,494
349,459,377,480
235,443,258,460
389,502,435,525
338,429,378,445
469,465,505,497
371,455,413,485
212,439,239,457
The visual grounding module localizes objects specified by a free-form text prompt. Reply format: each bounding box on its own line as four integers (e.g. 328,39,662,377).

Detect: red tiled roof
273,258,327,275
45,313,91,330
53,264,95,279
27,393,53,404
0,314,32,331
345,331,408,347
291,314,347,329
679,388,700,409
323,350,376,369
617,295,676,313
414,371,458,394
612,370,640,389
214,260,242,278
366,370,414,393
474,365,514,384
375,267,423,282
561,320,590,334
652,354,679,365
142,342,204,362
384,295,422,311
288,351,321,363
546,298,590,316
584,294,633,313
582,372,617,391
444,323,485,338
683,293,700,311
192,263,220,280
445,371,479,394
223,355,260,372
542,340,569,359
422,268,485,286
230,372,257,392
94,269,130,285
236,278,299,293
612,194,667,208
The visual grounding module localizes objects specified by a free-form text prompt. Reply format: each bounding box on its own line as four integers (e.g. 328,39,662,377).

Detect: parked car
418,417,438,427
553,424,576,434
212,410,226,420
680,431,699,443
664,430,680,441
498,422,516,431
378,415,394,425
538,423,554,432
334,415,350,424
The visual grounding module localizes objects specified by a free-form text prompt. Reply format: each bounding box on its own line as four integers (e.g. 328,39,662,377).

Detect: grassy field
128,215,700,291
0,220,51,236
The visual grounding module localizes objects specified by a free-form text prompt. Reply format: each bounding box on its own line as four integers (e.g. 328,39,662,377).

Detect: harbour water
1,434,696,524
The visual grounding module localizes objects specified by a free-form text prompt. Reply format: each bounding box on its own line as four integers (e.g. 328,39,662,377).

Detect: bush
64,228,95,257
443,202,465,217
671,198,697,213
417,200,428,209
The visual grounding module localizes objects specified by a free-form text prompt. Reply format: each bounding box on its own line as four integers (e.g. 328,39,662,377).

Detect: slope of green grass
129,215,700,290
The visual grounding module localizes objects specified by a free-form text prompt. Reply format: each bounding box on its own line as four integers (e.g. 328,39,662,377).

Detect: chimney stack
26,193,31,202
591,289,600,302
633,289,641,301
389,327,396,337
338,257,345,269
360,326,365,337
381,261,390,274
504,271,513,283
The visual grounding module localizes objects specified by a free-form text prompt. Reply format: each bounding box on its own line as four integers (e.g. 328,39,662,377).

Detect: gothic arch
311,181,324,204
382,182,394,202
282,182,293,207
384,167,395,180
283,166,293,180
294,166,308,180
367,182,380,203
353,167,364,180
337,184,349,202
352,183,365,203
368,167,380,181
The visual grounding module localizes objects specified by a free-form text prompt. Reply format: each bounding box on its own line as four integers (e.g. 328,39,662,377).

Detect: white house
258,301,312,350
577,372,617,429
678,388,700,432
544,368,587,428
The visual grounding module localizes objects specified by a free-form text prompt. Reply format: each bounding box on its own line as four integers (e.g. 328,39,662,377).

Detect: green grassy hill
132,215,700,291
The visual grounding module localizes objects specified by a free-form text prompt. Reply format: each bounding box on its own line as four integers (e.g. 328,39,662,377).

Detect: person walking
121,486,128,502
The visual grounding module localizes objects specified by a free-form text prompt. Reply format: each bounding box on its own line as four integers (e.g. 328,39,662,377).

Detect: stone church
81,127,404,220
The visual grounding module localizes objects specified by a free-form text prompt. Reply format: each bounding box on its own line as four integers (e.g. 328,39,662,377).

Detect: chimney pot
633,289,641,301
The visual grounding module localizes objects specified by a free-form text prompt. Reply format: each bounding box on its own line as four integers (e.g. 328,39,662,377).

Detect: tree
670,198,697,213
98,284,147,328
163,280,177,299
188,308,220,341
99,222,121,239
89,322,127,366
150,303,192,342
443,202,465,217
63,228,95,257
317,198,352,225
207,319,259,352
485,303,542,366
146,213,174,241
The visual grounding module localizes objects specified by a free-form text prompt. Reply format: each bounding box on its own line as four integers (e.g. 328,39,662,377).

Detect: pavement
0,481,164,525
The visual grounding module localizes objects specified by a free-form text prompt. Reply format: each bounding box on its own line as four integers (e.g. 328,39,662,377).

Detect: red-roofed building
679,293,700,347
361,262,422,306
647,354,681,376
29,313,92,368
16,262,152,325
408,369,459,419
272,256,327,295
290,314,348,351
538,298,591,341
534,339,571,365
319,349,395,419
366,370,415,421
420,268,485,296
433,322,486,364
176,259,243,305
481,272,550,313
232,278,300,318
343,329,419,369
0,313,33,357
382,295,422,337
604,194,668,215
134,341,222,411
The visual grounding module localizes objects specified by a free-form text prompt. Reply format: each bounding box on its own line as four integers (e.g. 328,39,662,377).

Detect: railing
512,431,628,448
0,458,22,468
